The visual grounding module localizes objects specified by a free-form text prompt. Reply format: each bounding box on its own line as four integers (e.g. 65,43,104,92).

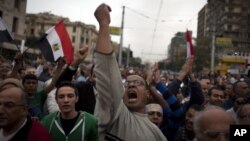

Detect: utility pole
126,44,130,67
118,6,125,66
210,31,215,79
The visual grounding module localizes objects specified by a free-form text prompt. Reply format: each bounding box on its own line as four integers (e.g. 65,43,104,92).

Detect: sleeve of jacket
56,66,77,87
93,52,124,135
189,81,204,106
168,79,182,96
85,113,99,141
156,82,184,127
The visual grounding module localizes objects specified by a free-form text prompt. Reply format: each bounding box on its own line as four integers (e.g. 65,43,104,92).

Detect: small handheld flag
36,21,73,64
0,18,13,43
186,30,194,58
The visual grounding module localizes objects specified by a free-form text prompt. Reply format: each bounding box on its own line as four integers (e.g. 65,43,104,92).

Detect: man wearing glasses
0,78,52,141
193,106,236,141
237,103,250,124
94,3,166,141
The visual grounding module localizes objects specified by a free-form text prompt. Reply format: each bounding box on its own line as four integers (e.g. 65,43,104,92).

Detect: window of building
86,38,89,44
81,37,84,43
31,29,34,35
73,26,76,32
227,24,232,30
0,11,2,17
14,0,20,9
41,24,44,30
72,36,75,43
12,17,18,33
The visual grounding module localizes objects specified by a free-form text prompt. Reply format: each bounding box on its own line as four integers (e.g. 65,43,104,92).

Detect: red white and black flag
0,18,13,43
186,29,194,58
37,21,73,64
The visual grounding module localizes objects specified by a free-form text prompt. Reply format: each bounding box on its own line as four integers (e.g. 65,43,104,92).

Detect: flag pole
15,44,21,52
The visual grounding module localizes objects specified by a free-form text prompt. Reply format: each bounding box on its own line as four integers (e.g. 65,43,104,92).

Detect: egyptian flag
0,18,13,43
186,30,194,58
37,21,73,64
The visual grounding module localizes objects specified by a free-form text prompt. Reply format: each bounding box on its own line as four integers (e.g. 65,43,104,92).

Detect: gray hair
193,105,225,138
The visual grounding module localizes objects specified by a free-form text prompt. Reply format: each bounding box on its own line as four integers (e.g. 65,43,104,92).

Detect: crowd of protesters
0,3,250,141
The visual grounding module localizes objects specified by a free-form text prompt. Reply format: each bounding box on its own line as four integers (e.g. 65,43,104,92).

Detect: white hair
193,105,225,138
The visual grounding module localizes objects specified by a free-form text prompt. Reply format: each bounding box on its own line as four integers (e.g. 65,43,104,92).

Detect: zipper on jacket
66,136,68,141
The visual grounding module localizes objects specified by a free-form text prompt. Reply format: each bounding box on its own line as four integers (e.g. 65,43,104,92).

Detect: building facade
0,0,29,59
25,12,98,62
197,0,250,74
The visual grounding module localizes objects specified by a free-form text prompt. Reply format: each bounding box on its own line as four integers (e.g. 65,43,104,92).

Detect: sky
27,0,207,62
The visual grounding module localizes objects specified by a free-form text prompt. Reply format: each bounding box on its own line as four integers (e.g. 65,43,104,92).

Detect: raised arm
44,57,66,94
9,52,23,79
94,3,112,54
94,3,125,136
168,56,194,96
56,46,89,86
146,63,168,108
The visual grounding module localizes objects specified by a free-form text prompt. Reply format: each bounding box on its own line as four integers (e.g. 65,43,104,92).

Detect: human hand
181,56,194,75
71,45,89,68
36,54,46,65
94,3,111,26
147,63,161,85
57,57,66,69
14,52,23,64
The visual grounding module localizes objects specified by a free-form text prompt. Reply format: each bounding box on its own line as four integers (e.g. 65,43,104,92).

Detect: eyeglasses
124,80,145,87
238,114,250,119
147,111,163,117
236,100,246,105
203,130,229,140
212,94,225,99
0,102,24,109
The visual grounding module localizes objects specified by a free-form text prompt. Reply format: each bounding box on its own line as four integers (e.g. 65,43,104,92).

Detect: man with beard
206,87,225,107
93,3,167,141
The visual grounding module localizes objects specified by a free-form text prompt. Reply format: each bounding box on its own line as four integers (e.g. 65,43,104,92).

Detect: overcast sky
27,0,207,62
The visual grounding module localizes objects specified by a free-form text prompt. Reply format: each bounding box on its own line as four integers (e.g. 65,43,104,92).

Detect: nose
128,82,135,88
217,135,228,141
152,113,159,119
63,96,69,102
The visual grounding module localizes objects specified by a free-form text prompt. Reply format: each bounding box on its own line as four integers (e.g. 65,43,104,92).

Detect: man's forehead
238,81,248,86
58,86,75,93
1,63,11,67
127,75,144,81
0,87,22,97
211,89,223,94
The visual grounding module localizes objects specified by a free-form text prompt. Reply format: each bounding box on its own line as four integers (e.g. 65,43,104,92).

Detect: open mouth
62,105,70,108
128,90,138,102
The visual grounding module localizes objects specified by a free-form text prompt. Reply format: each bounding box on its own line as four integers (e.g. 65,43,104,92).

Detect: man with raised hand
94,3,167,141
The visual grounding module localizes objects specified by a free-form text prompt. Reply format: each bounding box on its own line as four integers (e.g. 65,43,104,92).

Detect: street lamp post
210,32,216,80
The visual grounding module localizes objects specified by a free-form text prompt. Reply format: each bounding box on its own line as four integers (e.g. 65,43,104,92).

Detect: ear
23,105,29,116
75,95,79,103
145,89,150,99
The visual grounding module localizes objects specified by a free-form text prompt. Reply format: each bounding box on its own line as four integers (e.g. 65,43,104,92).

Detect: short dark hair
188,104,205,112
237,103,250,119
55,81,79,98
232,81,247,94
22,74,38,84
208,87,224,96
